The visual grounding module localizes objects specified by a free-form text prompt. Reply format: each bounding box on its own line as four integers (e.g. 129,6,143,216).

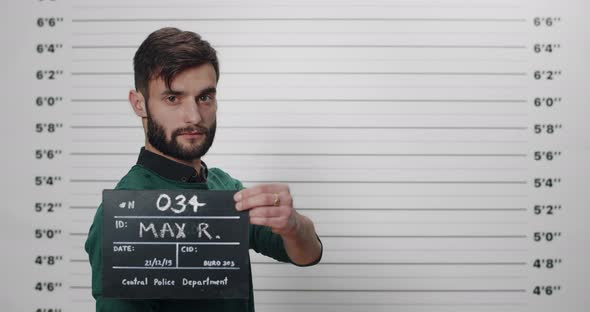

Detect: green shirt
85,164,308,311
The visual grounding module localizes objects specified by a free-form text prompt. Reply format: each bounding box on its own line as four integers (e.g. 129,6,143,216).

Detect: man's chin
174,142,207,158
176,137,203,147
174,135,204,149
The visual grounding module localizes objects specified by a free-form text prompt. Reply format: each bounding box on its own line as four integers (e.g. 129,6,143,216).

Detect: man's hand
234,183,299,238
234,183,322,266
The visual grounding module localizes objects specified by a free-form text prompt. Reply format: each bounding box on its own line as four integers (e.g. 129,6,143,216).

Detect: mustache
172,125,210,137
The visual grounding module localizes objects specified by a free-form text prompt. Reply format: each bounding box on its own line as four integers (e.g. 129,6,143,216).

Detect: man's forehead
149,73,216,95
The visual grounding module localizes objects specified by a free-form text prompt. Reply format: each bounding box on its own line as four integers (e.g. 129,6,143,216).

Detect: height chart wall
2,0,589,311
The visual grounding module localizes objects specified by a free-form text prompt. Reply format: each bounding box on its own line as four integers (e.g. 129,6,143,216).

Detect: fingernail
235,202,242,210
235,192,242,201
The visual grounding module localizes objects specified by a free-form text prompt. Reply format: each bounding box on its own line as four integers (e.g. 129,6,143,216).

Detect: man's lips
179,131,204,137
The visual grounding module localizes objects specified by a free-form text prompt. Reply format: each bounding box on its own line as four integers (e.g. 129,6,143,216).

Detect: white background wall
1,0,589,311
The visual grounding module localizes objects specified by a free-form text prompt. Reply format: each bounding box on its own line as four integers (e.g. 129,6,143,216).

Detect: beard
146,109,216,162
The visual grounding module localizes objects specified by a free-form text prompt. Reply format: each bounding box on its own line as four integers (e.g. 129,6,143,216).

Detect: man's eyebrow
161,89,184,96
161,87,216,97
197,87,217,97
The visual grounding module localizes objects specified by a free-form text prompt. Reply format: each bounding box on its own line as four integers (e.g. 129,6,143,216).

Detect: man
84,27,323,311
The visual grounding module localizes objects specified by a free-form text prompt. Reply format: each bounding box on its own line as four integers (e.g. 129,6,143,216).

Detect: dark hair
133,27,219,102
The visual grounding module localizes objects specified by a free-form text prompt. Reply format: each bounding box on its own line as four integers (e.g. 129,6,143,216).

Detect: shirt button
181,177,187,182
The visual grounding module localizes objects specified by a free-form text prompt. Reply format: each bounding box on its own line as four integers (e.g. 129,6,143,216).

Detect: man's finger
248,206,287,218
235,192,274,211
236,190,291,211
249,216,290,230
234,183,289,202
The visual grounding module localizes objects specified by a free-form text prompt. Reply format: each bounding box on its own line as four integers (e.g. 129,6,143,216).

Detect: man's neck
144,143,202,175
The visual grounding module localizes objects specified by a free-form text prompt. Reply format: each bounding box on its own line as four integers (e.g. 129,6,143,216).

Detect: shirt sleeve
85,204,160,312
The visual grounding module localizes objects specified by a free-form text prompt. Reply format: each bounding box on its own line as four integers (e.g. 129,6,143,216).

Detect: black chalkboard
101,189,250,299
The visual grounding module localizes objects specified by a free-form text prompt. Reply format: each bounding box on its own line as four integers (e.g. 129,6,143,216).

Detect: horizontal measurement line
71,98,527,103
322,221,528,225
286,70,526,75
326,248,529,252
71,44,527,49
258,302,526,307
71,17,527,22
319,235,527,238
257,302,526,307
222,85,528,89
246,180,528,184
69,179,527,184
254,289,526,292
252,180,527,184
300,208,527,211
298,195,528,198
72,4,525,9
70,125,528,130
223,98,529,103
71,71,526,76
255,274,528,279
69,152,528,157
114,216,239,219
252,261,527,265
113,266,240,270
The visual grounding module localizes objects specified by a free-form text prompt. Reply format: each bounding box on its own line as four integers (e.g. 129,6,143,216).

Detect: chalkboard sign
101,189,250,299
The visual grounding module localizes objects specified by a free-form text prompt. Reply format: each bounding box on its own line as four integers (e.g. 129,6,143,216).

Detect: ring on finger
273,193,281,206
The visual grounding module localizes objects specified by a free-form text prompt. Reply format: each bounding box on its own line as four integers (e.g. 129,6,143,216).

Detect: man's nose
182,99,202,124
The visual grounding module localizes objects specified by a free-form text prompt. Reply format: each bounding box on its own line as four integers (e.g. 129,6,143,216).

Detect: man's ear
129,90,147,118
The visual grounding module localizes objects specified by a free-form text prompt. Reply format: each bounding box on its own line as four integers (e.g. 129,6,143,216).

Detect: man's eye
166,95,177,103
199,94,213,102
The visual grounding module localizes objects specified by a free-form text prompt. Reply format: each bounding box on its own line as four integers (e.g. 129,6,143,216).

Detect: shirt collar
136,147,208,183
